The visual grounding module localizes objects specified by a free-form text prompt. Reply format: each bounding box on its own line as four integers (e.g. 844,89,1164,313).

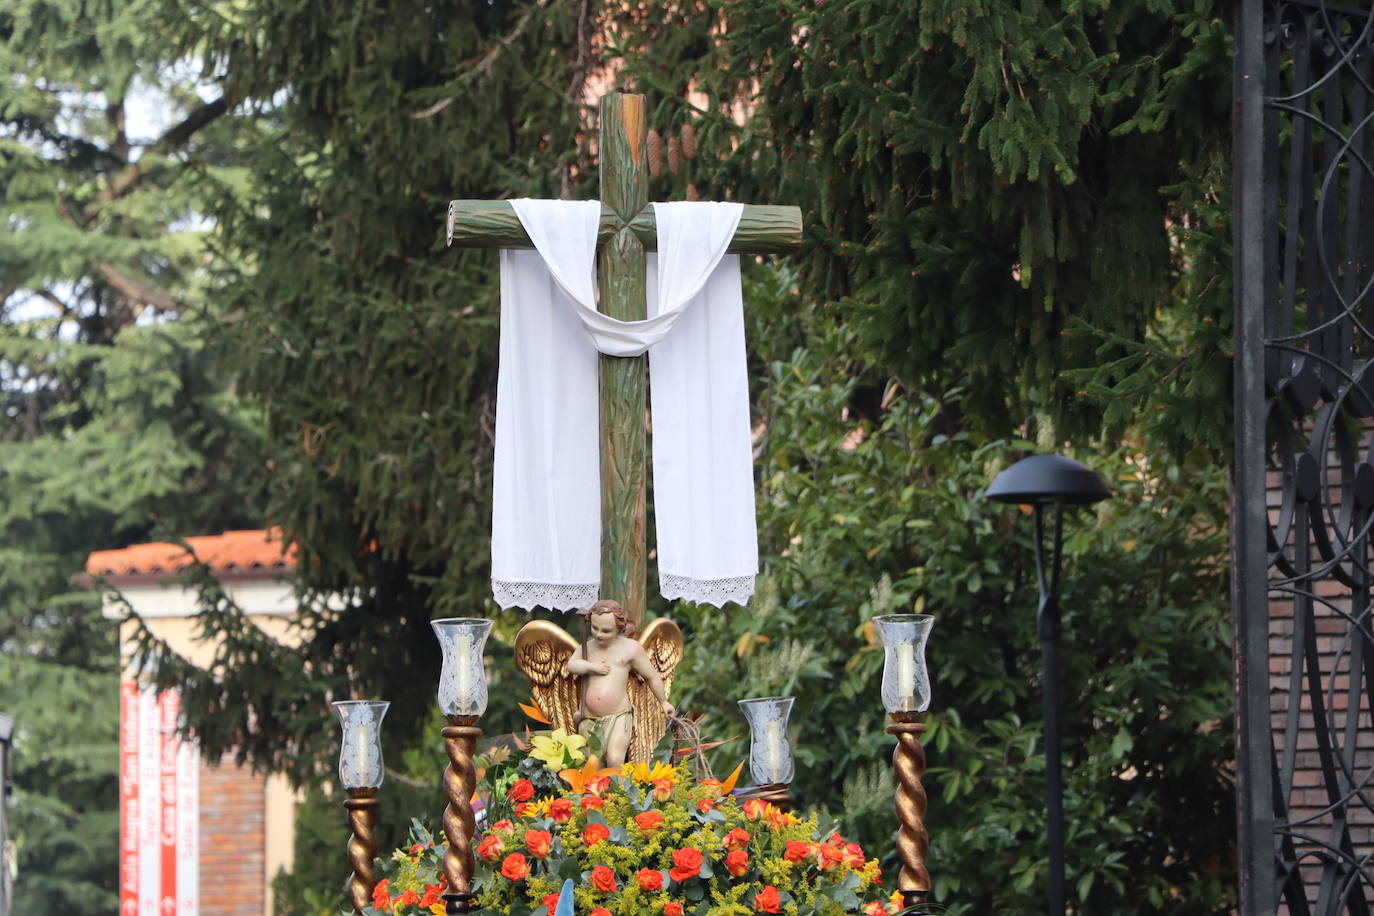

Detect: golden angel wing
627,617,685,763
513,621,580,734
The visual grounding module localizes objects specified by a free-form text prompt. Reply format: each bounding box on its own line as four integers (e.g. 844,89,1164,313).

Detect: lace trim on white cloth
660,573,755,608
493,581,599,612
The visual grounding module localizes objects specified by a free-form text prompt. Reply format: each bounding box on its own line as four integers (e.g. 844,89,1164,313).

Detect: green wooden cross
447,92,802,630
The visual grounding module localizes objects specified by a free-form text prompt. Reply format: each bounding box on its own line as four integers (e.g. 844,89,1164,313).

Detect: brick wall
199,759,266,915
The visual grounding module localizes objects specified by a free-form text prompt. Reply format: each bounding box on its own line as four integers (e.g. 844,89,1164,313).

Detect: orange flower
635,810,664,831
652,778,676,801
637,868,665,892
542,892,562,913
591,909,612,916
491,819,516,836
398,890,420,907
696,797,715,814
372,878,391,912
591,865,617,893
783,841,814,864
410,843,425,854
583,823,610,847
767,806,791,830
843,841,866,868
725,849,750,877
588,775,612,794
501,853,530,881
743,798,766,820
754,885,781,913
507,779,535,802
669,847,703,882
515,802,537,818
582,795,605,811
865,903,886,916
817,842,845,872
525,829,552,859
477,834,505,861
420,885,442,908
664,903,684,916
723,828,750,851
547,798,573,823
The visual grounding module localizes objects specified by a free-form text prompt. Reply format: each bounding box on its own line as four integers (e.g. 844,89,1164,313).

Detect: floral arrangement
364,722,898,916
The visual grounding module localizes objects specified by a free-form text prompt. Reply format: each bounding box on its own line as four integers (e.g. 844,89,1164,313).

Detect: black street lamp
985,454,1110,916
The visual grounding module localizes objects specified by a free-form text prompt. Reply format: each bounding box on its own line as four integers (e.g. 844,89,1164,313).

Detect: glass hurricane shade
873,615,934,714
333,700,389,789
738,696,796,786
432,617,494,717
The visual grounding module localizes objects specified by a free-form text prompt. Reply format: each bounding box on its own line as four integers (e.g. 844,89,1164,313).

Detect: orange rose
590,909,612,916
669,847,704,882
587,775,612,794
546,797,573,823
420,886,442,908
409,843,425,854
767,807,791,830
652,778,675,801
865,903,886,916
491,819,515,836
372,879,391,912
583,823,610,847
525,829,552,859
723,828,750,851
664,903,684,916
542,892,562,913
635,810,664,831
398,890,420,907
582,795,605,811
743,798,766,820
817,842,845,872
725,849,750,877
784,841,814,863
507,778,535,802
591,865,617,893
637,868,665,892
698,777,722,792
754,885,781,913
515,802,537,818
843,841,865,868
501,853,530,881
477,834,505,861
696,797,715,814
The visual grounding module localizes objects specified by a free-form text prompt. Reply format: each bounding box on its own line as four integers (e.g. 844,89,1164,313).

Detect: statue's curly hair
579,599,636,638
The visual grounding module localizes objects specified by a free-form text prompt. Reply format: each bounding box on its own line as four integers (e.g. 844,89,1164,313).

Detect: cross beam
447,93,802,629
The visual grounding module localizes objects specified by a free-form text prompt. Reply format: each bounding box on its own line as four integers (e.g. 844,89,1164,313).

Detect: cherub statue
513,600,683,767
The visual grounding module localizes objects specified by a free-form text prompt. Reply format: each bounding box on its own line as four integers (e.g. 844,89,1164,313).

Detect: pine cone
647,129,663,178
686,182,699,201
680,123,697,160
668,136,681,176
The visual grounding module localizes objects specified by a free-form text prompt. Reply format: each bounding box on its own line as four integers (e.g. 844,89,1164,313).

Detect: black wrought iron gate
1235,0,1374,912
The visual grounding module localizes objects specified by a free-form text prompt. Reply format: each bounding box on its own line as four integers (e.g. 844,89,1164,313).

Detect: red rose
410,843,424,854
501,853,530,881
664,903,684,916
743,798,766,820
477,834,505,861
591,909,612,916
542,892,562,913
548,798,573,823
637,868,665,892
583,822,610,847
725,849,750,877
591,865,618,893
784,841,814,864
754,885,781,913
843,841,865,868
652,777,676,801
669,847,704,882
635,810,664,831
525,829,552,859
696,797,715,814
372,879,391,912
507,778,535,802
582,795,605,811
723,828,750,851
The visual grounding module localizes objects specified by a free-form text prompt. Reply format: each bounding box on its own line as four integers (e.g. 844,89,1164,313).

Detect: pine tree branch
96,263,177,315
411,0,553,118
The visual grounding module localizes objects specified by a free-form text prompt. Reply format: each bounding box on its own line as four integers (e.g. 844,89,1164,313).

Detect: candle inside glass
896,643,916,709
455,634,472,703
765,720,783,780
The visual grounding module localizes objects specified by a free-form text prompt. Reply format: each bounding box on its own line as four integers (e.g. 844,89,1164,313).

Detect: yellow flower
623,760,676,783
529,728,588,769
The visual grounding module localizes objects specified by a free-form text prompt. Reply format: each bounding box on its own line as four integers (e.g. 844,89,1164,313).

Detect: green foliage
667,271,1234,912
617,0,1234,451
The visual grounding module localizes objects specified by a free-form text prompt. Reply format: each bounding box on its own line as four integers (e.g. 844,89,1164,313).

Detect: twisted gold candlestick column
343,788,379,914
441,715,482,915
887,713,930,913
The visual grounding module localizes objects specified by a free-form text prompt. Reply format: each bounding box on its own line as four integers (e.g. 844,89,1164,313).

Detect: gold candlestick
441,715,482,915
343,788,379,914
887,712,930,913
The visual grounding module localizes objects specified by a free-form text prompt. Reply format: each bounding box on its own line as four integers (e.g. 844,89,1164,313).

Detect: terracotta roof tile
85,528,296,579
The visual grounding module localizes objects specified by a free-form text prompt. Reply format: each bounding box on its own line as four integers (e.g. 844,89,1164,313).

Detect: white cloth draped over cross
491,199,758,611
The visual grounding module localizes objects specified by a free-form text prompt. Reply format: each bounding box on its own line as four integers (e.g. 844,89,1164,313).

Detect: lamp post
873,614,934,915
0,712,13,916
432,618,493,916
985,453,1110,916
333,700,389,915
738,696,796,811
